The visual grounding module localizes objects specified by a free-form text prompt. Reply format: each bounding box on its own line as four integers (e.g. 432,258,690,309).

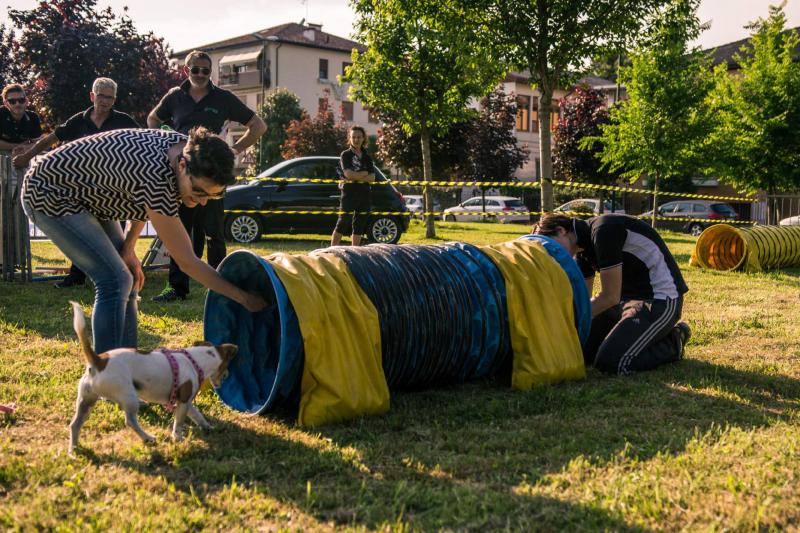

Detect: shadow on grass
81,358,797,531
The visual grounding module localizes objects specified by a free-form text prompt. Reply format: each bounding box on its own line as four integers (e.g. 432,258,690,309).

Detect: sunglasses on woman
189,175,226,200
190,66,211,76
6,97,26,105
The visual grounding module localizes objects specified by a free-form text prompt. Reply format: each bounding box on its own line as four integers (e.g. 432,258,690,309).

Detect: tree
708,5,800,223
588,0,715,227
7,0,181,126
376,114,471,180
484,0,671,211
346,0,504,237
250,88,304,174
463,87,529,213
0,25,24,90
553,84,620,211
280,95,348,159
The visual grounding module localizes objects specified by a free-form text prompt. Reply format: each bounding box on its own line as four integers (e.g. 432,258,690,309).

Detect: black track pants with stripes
583,296,684,375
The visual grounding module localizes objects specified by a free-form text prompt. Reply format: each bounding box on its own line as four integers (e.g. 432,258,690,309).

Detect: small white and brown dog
69,301,237,454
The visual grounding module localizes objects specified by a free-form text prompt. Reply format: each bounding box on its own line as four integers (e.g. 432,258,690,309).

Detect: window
485,200,500,207
658,203,677,215
673,203,692,214
286,161,339,180
504,199,525,208
462,198,482,207
693,203,706,213
319,58,329,80
342,101,354,121
342,62,352,76
516,95,530,132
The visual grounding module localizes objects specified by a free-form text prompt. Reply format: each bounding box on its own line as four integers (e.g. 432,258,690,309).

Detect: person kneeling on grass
21,126,267,353
534,213,691,375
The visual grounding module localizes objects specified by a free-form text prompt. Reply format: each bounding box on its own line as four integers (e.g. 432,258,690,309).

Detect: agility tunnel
691,223,800,272
204,237,590,426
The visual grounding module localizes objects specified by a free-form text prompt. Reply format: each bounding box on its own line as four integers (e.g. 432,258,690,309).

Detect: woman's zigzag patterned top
22,129,185,221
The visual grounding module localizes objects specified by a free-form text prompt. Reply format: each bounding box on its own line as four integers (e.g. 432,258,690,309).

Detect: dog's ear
215,343,238,361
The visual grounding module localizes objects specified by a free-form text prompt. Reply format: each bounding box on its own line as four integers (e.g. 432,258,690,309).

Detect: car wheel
367,216,401,244
445,214,456,222
689,222,704,237
226,213,263,243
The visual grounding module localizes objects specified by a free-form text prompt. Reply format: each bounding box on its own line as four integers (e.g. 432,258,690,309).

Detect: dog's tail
70,301,102,370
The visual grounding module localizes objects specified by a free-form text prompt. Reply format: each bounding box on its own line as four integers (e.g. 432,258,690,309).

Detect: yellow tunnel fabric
268,251,389,426
479,240,586,388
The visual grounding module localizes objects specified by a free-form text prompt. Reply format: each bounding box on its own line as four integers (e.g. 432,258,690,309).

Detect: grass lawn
2,220,799,531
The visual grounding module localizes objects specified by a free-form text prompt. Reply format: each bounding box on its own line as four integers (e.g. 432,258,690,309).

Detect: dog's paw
170,431,184,442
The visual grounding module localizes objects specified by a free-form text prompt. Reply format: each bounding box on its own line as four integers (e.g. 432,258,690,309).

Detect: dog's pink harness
157,348,206,410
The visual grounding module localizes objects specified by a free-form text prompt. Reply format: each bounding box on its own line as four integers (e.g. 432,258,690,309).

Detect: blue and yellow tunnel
204,236,590,426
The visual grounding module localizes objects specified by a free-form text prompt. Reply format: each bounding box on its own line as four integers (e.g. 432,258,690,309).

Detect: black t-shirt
576,214,689,301
153,79,255,134
339,148,374,197
0,108,42,144
54,107,139,143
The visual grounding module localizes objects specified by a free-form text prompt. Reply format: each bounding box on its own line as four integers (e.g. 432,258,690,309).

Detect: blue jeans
23,203,138,352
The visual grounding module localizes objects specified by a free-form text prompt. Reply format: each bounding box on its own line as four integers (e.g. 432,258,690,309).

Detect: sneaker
54,276,85,289
151,287,187,302
674,322,692,360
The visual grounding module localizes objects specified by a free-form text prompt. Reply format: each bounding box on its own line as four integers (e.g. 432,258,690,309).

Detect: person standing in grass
534,213,691,375
21,127,267,353
13,77,140,289
331,125,375,246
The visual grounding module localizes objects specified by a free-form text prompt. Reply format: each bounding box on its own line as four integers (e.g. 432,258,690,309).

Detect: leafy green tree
708,5,800,223
553,84,620,212
280,95,348,159
375,114,471,180
588,0,714,227
463,87,529,214
484,0,671,211
8,0,180,126
346,0,504,237
249,88,304,174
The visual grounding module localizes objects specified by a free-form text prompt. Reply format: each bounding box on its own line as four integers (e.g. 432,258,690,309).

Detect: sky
2,0,799,53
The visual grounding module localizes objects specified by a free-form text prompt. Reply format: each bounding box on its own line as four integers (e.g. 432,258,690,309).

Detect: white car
555,198,626,216
404,195,442,219
779,215,800,226
443,196,529,223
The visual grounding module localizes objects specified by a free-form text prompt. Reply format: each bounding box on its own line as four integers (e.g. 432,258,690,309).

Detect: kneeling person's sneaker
151,287,187,302
673,322,691,360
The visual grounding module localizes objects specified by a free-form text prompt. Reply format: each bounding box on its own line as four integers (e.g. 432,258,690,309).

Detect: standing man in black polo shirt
14,77,140,288
0,84,42,156
147,50,266,302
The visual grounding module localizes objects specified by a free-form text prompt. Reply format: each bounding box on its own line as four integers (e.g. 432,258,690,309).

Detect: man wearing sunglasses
147,50,266,302
13,77,140,288
0,84,42,156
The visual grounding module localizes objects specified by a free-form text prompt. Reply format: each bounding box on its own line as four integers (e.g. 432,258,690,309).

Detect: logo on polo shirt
204,107,220,114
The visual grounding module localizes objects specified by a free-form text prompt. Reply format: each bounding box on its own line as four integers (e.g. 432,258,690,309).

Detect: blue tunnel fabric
206,237,588,417
204,251,304,414
326,243,511,388
518,234,592,345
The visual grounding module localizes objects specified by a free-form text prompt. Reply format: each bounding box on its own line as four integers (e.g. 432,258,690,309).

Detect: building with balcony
171,22,377,169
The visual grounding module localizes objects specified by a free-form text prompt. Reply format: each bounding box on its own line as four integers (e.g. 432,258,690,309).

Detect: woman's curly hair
183,126,235,186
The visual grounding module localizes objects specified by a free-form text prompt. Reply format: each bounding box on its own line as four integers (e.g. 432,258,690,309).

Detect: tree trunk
421,126,436,238
481,187,486,221
651,173,660,230
598,189,605,214
538,87,555,211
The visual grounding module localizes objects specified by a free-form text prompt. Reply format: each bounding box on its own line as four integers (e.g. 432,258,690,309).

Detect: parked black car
224,156,409,244
641,200,739,236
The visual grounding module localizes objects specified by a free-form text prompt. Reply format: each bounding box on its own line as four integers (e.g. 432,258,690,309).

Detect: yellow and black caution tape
224,208,757,226
235,175,756,204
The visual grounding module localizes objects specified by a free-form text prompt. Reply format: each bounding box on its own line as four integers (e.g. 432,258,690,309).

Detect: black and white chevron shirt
22,128,185,221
